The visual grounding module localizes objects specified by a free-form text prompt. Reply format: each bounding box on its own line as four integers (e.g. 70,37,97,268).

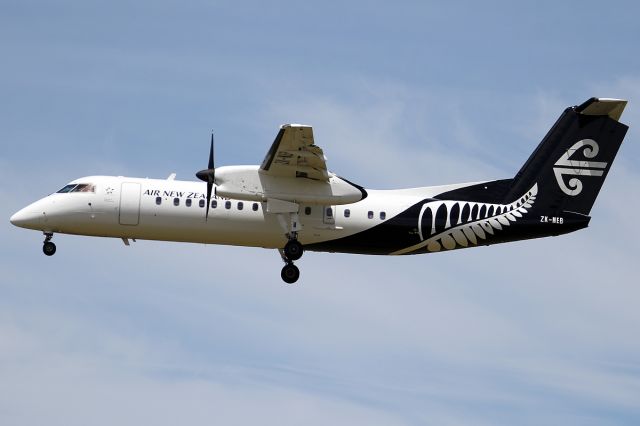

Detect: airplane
9,97,629,284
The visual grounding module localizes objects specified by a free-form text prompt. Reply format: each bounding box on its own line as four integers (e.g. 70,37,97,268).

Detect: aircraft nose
10,207,43,229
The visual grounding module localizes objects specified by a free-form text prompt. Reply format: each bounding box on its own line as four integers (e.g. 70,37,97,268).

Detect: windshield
72,184,95,192
56,183,95,193
57,184,77,193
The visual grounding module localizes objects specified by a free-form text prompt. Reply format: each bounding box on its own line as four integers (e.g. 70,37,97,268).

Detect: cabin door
119,182,141,225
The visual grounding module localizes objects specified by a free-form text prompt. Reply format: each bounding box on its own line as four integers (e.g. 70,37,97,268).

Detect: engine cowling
214,165,366,205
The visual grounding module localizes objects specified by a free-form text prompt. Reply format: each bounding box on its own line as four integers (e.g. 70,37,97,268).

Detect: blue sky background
2,1,640,424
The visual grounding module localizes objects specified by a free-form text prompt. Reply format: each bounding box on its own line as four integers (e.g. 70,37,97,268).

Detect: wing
260,124,329,181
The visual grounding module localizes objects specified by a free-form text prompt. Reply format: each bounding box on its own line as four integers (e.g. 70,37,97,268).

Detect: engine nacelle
214,165,366,205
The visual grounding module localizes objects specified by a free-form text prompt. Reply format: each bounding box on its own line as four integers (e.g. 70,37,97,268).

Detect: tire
43,241,57,256
284,240,304,261
281,263,300,284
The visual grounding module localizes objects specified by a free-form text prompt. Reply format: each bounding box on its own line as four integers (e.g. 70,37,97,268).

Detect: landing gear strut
279,234,304,284
42,232,56,256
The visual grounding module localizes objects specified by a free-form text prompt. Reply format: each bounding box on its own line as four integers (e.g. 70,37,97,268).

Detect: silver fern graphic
392,184,538,255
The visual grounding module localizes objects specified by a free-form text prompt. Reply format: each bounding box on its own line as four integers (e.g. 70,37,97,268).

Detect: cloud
0,319,407,426
258,81,520,189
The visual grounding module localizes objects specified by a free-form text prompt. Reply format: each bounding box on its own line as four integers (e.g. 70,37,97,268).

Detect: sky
1,1,640,424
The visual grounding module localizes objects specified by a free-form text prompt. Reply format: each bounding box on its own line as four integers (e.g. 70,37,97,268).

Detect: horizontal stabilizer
576,97,627,121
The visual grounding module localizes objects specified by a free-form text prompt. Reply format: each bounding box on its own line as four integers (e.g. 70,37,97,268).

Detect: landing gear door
119,182,141,225
323,205,335,225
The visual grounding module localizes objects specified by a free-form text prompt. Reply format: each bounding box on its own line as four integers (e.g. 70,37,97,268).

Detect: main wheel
281,263,300,284
43,241,57,256
284,240,304,261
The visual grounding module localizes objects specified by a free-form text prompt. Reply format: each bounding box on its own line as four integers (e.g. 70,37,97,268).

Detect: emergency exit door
119,182,141,225
323,205,335,225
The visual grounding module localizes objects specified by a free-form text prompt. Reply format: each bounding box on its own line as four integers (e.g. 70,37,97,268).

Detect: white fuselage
10,175,477,251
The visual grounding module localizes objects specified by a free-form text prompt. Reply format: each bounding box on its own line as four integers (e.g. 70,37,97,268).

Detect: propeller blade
196,132,216,221
208,133,214,170
205,180,212,221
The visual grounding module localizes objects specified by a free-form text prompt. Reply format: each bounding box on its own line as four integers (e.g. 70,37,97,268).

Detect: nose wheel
42,233,56,256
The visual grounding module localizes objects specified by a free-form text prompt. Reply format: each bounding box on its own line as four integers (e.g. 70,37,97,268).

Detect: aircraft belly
128,213,283,247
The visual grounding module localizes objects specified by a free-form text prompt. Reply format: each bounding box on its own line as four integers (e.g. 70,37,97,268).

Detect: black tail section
506,98,629,216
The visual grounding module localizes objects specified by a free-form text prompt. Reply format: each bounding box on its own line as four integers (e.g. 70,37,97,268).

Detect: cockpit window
71,184,95,193
57,184,77,193
58,183,95,193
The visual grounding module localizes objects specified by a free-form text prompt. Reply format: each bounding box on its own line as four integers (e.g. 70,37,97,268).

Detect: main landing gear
42,232,56,256
279,237,304,284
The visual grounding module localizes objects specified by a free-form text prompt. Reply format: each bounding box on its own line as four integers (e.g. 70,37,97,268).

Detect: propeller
196,133,216,221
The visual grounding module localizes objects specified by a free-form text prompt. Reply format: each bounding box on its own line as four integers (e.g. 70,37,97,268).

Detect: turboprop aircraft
10,98,629,283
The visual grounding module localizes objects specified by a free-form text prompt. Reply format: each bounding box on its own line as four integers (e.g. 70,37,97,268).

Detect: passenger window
326,207,333,217
344,209,350,218
305,207,312,215
252,203,259,211
186,199,192,207
155,197,161,205
199,199,205,208
173,198,180,206
380,212,386,220
225,201,231,209
212,200,217,208
238,202,243,210
368,211,374,219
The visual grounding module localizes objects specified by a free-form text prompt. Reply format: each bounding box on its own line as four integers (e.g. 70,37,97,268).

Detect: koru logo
553,139,607,196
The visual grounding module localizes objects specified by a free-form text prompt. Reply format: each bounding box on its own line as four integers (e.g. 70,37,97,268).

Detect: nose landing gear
42,232,56,256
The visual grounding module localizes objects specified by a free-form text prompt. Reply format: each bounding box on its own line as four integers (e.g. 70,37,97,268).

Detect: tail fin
505,98,629,216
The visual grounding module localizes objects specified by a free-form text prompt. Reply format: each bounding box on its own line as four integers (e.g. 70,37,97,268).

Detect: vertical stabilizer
505,98,628,216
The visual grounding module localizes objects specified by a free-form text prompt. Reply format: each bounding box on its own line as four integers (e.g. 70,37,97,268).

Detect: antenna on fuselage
195,132,216,221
